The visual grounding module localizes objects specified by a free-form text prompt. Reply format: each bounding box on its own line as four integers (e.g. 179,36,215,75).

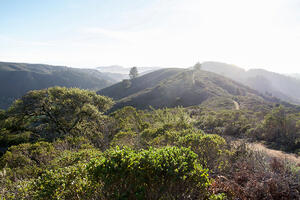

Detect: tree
193,62,202,70
259,106,300,150
121,79,131,88
129,67,138,79
6,87,114,141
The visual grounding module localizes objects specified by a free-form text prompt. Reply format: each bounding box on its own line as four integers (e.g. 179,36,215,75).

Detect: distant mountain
96,65,129,74
201,62,300,104
100,72,129,82
98,68,281,111
96,65,161,75
0,61,117,109
288,73,300,80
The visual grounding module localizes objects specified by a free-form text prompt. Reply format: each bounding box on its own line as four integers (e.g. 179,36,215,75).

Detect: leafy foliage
129,66,139,79
178,133,228,171
194,62,202,70
3,87,113,143
30,164,98,200
1,87,300,199
253,106,300,152
121,79,132,88
88,146,211,199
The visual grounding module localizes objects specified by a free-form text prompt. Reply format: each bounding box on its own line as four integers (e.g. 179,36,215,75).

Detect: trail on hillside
192,71,195,85
233,100,240,110
250,143,300,165
231,139,300,165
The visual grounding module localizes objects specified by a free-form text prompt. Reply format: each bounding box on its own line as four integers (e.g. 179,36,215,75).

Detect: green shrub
178,133,229,171
30,164,99,200
87,146,211,199
110,130,138,148
110,106,146,132
0,142,57,179
53,136,94,151
50,149,101,169
0,131,31,148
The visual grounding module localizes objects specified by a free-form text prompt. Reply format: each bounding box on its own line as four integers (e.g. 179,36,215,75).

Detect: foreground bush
0,142,57,179
4,146,218,200
30,164,100,200
178,133,229,171
87,146,212,199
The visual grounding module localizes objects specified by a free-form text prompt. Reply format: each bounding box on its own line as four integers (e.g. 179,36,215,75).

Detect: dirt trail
192,71,195,85
232,100,240,110
250,143,300,165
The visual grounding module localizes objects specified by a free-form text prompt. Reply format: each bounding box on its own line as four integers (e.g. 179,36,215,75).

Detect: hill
98,68,281,111
201,62,300,104
2,86,300,199
0,61,116,109
288,73,300,80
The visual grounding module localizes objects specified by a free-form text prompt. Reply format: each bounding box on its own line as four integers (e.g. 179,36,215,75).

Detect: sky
0,0,300,73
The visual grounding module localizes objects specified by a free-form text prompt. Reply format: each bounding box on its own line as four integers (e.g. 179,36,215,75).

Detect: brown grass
250,143,300,166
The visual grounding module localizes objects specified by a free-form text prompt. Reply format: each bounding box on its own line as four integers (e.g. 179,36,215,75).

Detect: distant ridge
98,68,284,111
201,61,300,105
0,61,117,109
96,65,161,75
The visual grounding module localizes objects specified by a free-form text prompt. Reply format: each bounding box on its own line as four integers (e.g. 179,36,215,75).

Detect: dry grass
229,138,300,166
210,139,300,199
250,143,300,166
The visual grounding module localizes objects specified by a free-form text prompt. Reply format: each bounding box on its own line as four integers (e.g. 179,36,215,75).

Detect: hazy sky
1,0,300,73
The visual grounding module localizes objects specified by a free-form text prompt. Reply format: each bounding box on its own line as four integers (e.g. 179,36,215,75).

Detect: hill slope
98,68,279,110
201,62,300,104
0,62,116,109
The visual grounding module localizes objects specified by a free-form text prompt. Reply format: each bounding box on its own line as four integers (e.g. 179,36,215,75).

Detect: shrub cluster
1,87,300,199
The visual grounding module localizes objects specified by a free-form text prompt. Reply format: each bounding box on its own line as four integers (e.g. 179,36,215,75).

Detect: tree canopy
193,62,202,70
129,66,138,79
5,87,114,141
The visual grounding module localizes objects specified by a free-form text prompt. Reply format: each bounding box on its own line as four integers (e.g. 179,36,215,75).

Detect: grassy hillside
99,68,183,100
0,62,116,109
2,87,300,199
98,68,281,111
202,61,300,104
